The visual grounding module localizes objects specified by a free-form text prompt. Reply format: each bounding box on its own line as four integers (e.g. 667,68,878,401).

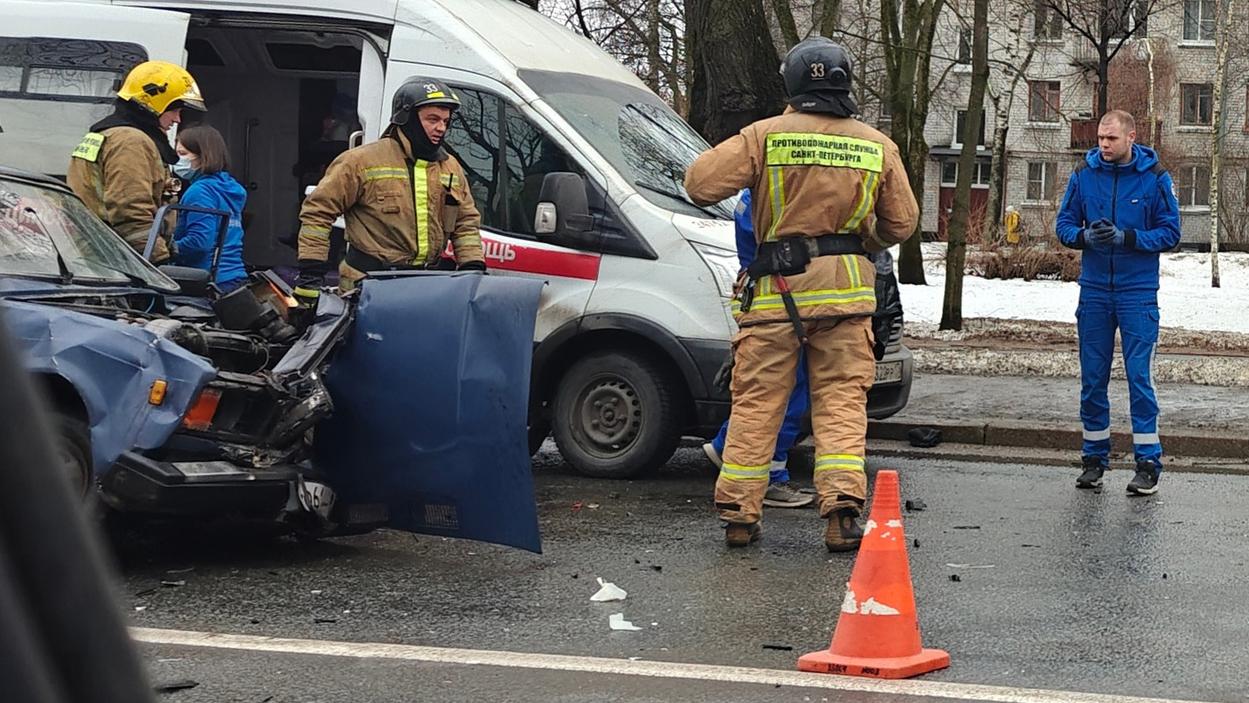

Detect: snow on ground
898,243,1249,333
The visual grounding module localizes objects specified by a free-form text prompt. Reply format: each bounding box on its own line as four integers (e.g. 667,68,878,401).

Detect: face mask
172,156,199,180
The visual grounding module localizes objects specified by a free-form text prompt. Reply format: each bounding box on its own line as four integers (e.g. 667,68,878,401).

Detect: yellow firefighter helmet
116,60,206,115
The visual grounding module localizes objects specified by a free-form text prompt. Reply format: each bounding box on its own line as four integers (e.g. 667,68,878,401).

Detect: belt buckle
804,238,820,258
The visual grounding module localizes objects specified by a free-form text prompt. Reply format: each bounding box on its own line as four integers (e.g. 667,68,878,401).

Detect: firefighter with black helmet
684,38,919,552
295,77,485,300
68,61,207,262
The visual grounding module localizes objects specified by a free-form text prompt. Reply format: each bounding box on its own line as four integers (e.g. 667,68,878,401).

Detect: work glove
457,260,487,272
1089,219,1125,248
293,259,329,307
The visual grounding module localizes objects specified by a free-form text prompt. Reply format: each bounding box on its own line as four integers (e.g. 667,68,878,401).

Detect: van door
0,1,189,176
383,62,600,341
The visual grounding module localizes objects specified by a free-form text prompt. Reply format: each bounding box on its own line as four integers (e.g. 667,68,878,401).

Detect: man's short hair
1100,110,1136,132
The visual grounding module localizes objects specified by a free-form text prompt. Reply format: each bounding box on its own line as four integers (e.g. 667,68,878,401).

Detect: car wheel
552,351,682,479
52,414,92,500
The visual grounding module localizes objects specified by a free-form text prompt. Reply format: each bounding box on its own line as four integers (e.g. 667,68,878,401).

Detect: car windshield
519,69,734,220
0,177,177,291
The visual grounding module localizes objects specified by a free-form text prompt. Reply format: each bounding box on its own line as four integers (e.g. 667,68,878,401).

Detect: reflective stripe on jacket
297,130,483,268
683,108,918,327
67,126,171,262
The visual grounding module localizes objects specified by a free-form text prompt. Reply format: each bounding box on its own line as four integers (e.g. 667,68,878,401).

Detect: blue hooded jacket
1055,144,1181,293
173,170,248,287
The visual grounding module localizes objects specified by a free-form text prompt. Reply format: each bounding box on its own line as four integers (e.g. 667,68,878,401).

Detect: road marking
131,627,1212,703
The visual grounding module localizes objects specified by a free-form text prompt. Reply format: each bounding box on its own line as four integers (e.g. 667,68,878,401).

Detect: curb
867,419,1249,460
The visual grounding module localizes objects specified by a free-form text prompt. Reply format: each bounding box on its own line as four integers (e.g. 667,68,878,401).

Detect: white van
0,0,913,479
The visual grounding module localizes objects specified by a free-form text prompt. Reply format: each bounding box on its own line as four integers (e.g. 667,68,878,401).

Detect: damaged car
0,167,545,551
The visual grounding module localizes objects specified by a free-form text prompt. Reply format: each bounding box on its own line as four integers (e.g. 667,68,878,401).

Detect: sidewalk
869,373,1249,461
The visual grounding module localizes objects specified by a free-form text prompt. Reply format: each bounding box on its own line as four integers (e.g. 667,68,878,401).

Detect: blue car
0,167,544,552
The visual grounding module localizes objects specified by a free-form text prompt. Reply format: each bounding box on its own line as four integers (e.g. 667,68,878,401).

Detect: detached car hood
0,299,215,474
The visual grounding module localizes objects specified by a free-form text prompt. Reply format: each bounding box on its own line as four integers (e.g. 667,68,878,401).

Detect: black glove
712,351,734,395
458,260,487,272
294,259,329,306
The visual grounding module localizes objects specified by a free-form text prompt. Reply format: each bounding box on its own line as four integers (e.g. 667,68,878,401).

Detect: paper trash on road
609,613,643,631
590,577,627,602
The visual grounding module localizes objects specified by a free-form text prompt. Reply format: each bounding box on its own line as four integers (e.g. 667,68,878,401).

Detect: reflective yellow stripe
300,225,331,238
764,133,884,173
71,132,104,162
719,463,771,482
412,160,429,264
842,171,881,233
732,286,876,314
363,167,409,181
840,255,863,289
815,454,865,473
766,166,784,242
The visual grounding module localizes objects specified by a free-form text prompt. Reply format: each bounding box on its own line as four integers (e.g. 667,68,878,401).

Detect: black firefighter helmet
780,37,858,116
390,77,461,126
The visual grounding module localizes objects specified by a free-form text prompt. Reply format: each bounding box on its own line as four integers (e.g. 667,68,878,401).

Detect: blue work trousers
712,350,810,483
1076,288,1162,467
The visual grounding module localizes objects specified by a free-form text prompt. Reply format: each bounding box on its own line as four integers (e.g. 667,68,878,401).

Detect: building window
1107,0,1149,38
1027,162,1058,201
1034,1,1064,40
1174,165,1211,208
957,29,972,64
941,160,991,186
1180,83,1214,126
955,109,986,147
1028,81,1061,123
1183,0,1216,41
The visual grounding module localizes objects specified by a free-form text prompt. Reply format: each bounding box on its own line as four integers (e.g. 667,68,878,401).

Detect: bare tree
982,2,1036,242
1208,0,1238,288
941,0,989,330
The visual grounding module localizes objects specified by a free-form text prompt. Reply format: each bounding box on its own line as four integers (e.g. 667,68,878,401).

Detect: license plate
297,478,337,520
874,361,903,384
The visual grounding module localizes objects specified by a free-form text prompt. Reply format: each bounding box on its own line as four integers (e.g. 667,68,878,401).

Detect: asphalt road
112,445,1249,703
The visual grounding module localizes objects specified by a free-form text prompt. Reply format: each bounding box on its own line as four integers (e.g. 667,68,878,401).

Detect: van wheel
528,423,550,457
552,351,681,479
52,414,92,500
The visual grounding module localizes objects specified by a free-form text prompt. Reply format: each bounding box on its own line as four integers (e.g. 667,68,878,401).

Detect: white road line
131,627,1211,703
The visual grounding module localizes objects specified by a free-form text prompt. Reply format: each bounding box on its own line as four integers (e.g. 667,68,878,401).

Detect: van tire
52,413,92,500
552,351,681,479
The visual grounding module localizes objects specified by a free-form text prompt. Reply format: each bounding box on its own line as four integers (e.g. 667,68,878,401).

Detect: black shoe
1127,461,1160,496
825,508,863,552
1075,456,1106,489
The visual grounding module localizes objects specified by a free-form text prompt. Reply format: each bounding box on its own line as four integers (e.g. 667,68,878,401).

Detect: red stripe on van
481,235,601,281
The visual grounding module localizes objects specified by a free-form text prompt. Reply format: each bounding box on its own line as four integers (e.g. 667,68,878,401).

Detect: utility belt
740,234,867,346
344,246,426,273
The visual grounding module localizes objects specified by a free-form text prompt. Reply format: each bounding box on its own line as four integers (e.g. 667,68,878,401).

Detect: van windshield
519,70,733,220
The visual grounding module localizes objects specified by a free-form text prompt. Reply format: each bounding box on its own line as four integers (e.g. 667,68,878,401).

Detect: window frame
1025,161,1058,202
1033,1,1064,40
1174,164,1212,209
953,108,987,148
1183,0,1217,42
1180,83,1214,126
1028,80,1062,124
0,36,147,104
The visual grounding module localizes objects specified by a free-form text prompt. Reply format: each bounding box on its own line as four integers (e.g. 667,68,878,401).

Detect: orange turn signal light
182,388,222,431
148,379,168,406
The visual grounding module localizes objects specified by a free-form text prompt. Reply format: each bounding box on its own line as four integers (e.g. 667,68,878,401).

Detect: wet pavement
116,446,1249,702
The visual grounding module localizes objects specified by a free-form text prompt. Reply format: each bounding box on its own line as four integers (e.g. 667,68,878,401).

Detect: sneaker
702,442,723,469
763,482,815,508
824,508,863,552
1126,461,1160,496
1075,456,1106,489
725,521,762,547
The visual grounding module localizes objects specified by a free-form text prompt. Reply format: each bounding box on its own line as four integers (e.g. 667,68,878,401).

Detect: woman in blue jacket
172,125,248,292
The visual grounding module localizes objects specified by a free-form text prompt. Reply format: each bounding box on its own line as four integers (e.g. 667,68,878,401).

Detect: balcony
1070,117,1162,151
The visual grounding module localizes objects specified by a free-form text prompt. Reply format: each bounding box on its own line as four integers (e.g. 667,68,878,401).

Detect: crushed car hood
314,273,546,553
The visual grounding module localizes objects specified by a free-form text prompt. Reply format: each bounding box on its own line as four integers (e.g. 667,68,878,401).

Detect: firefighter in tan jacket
684,38,919,552
295,78,484,300
68,61,206,263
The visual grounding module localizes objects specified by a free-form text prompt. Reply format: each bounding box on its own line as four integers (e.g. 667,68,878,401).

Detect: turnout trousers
716,315,875,524
1076,287,1163,466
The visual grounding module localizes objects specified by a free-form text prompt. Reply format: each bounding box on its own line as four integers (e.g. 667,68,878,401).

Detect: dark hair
177,125,230,174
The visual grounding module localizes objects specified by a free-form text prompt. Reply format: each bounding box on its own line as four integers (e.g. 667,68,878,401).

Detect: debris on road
314,617,338,624
949,574,962,582
952,525,981,530
165,567,195,575
608,613,643,631
907,427,943,448
762,643,794,651
154,679,199,694
945,563,995,569
590,578,627,602
160,580,187,588
905,499,928,512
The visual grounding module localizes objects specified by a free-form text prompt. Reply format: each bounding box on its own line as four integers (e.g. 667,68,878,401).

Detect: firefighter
684,37,919,552
68,61,206,262
294,77,485,301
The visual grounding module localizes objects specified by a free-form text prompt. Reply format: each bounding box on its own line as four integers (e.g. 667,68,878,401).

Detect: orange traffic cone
798,469,949,679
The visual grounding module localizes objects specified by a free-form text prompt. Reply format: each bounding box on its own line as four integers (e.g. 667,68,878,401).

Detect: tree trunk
984,121,1010,242
1096,52,1110,118
820,0,842,37
646,0,662,93
940,0,989,331
1209,0,1235,288
771,0,800,48
686,0,785,144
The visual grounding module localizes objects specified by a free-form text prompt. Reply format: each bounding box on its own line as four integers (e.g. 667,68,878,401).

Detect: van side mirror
159,265,212,298
535,172,593,239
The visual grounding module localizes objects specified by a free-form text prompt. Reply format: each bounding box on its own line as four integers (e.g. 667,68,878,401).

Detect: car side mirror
159,265,212,298
534,172,593,239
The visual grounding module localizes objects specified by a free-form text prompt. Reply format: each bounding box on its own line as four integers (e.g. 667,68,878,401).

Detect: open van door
0,1,189,177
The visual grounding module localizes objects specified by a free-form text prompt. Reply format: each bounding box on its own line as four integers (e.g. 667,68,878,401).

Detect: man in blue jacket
703,189,814,509
1055,110,1181,495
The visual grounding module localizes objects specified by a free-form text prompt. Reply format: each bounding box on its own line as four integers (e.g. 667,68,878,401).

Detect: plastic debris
904,499,927,512
160,580,186,588
609,613,642,631
154,680,199,693
590,578,628,602
945,563,996,569
949,574,962,582
763,643,794,651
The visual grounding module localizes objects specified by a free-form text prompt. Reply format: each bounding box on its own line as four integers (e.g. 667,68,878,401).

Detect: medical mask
172,156,199,180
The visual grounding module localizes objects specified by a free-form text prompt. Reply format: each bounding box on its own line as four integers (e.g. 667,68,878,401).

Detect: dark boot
725,521,762,547
1076,455,1106,489
1127,459,1161,496
824,508,863,552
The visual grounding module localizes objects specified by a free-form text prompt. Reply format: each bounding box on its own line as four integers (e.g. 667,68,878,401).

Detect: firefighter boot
824,508,863,552
724,522,762,547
